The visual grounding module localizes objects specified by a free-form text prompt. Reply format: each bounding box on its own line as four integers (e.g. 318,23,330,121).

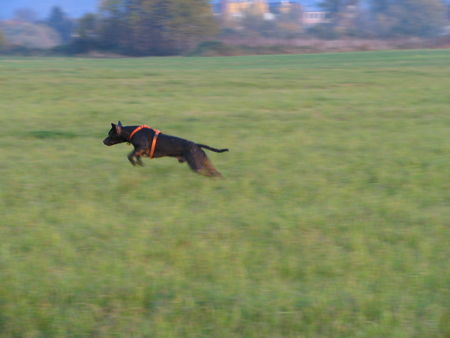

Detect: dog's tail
197,144,229,153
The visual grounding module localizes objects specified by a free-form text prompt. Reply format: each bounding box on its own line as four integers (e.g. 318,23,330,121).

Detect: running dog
103,121,228,177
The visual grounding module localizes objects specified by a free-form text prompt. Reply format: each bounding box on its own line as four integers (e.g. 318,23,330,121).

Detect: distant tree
163,0,219,52
239,4,303,39
97,0,127,49
13,8,38,22
318,0,361,36
65,13,102,53
275,3,304,36
97,0,128,51
46,6,74,43
95,0,218,55
370,0,447,37
0,30,7,49
240,9,277,38
76,13,99,40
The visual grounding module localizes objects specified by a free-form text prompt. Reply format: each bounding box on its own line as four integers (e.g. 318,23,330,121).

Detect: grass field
0,50,449,337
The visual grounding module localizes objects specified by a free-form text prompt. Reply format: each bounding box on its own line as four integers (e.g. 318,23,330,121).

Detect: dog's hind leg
184,146,222,177
127,150,137,166
202,157,222,177
184,149,202,174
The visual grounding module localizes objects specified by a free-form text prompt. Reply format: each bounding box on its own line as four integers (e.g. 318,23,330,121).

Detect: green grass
0,50,449,337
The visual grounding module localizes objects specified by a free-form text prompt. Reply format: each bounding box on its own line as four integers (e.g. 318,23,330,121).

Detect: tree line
318,0,449,38
0,0,217,55
0,0,449,56
72,0,217,55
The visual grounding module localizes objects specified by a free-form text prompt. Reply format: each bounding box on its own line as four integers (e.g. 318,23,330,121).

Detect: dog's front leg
135,155,144,166
128,148,146,166
127,150,137,166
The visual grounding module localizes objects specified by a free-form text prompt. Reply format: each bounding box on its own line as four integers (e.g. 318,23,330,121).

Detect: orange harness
129,125,161,159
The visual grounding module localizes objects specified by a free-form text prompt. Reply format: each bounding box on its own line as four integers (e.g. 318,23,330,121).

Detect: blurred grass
0,50,449,337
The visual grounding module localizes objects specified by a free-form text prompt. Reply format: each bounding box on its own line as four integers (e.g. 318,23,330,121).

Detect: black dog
103,121,228,177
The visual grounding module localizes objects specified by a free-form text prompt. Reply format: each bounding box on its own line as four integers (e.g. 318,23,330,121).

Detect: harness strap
149,130,160,159
129,124,150,141
128,125,161,159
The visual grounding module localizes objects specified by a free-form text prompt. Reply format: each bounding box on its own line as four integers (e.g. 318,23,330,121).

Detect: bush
0,22,60,49
188,41,239,56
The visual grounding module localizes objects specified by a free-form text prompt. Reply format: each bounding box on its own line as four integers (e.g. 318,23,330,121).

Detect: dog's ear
115,121,123,135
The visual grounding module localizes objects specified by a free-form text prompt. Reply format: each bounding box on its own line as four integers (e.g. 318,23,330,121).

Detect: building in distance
213,0,329,28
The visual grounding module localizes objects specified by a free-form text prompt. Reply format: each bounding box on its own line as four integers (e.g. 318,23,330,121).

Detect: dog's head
103,121,126,146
